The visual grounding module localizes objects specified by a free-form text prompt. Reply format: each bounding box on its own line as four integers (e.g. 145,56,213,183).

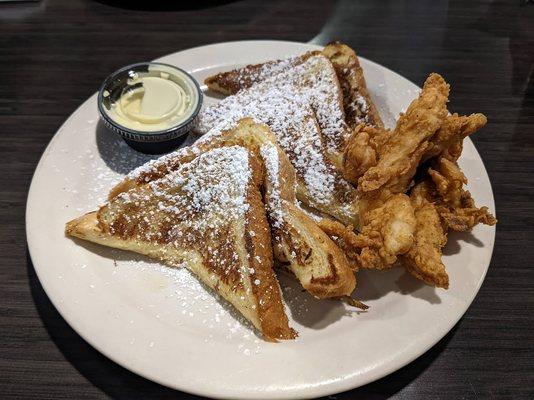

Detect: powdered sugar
202,55,350,152
233,55,304,88
260,143,285,228
197,56,353,206
117,146,252,233
126,119,260,184
352,94,369,123
127,56,356,211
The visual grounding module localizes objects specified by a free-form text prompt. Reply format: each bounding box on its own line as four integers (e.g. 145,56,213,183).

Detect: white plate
26,41,496,399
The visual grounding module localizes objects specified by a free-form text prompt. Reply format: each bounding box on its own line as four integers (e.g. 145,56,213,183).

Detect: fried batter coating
322,193,416,270
399,157,496,288
334,74,451,271
338,74,450,270
429,157,497,231
356,73,450,194
357,193,416,268
337,72,495,286
317,218,375,269
342,124,391,185
318,193,416,270
401,184,449,288
423,113,487,163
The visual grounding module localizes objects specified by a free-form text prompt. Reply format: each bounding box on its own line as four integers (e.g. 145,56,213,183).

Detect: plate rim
26,40,496,399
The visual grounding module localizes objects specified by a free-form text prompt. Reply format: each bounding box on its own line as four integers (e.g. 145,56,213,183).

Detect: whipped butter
101,64,200,133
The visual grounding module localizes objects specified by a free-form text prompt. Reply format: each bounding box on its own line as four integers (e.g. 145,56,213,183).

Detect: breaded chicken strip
401,181,449,288
318,194,416,270
356,193,417,269
400,157,496,288
356,73,450,194
340,73,494,278
343,124,392,184
342,78,486,190
337,74,450,270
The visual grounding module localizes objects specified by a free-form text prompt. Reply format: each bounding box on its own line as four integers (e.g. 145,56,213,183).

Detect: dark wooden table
1,0,533,398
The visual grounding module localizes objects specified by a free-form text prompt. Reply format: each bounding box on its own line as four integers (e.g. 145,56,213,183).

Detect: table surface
1,0,533,399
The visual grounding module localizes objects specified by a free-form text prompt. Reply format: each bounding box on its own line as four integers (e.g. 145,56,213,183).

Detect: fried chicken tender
401,182,449,288
339,72,495,283
356,193,416,269
356,73,450,194
319,194,416,270
337,74,450,270
399,158,496,288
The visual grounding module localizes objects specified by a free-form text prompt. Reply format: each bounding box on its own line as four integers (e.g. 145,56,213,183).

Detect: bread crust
322,41,384,130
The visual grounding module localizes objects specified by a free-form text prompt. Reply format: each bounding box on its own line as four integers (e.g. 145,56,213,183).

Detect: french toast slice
204,42,383,129
201,54,351,163
109,119,356,298
66,146,296,341
259,141,356,298
196,55,361,227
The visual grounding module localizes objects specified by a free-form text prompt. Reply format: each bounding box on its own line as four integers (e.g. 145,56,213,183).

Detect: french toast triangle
196,53,361,228
258,140,356,299
66,145,296,341
204,41,383,130
108,119,356,299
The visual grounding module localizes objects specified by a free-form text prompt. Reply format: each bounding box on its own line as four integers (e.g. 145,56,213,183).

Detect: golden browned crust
109,118,266,200
401,194,449,289
201,55,360,227
243,156,297,340
322,41,384,129
285,114,359,227
357,193,416,269
427,158,497,231
277,203,356,298
318,197,416,272
337,74,451,272
422,113,487,163
262,139,356,298
343,74,454,197
398,152,496,288
111,119,357,300
356,73,450,195
342,123,392,185
204,42,383,133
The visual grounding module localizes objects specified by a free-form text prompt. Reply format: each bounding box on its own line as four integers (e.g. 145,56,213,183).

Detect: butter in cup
98,62,202,154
